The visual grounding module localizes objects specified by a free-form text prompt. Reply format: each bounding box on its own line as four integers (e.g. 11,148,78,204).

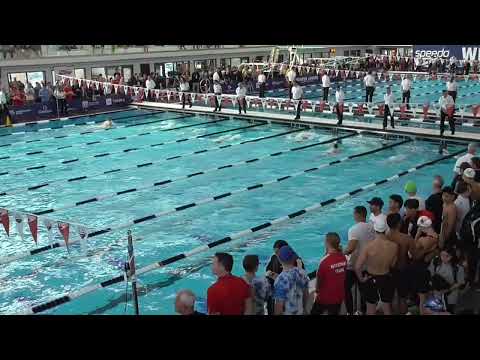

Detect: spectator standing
257,71,266,98
191,69,201,93
24,83,35,103
321,71,331,102
242,255,271,315
426,175,445,234
401,75,412,109
175,290,205,315
311,233,347,315
236,82,247,114
335,86,344,125
438,90,455,136
179,77,192,109
273,245,309,315
453,143,476,176
291,81,303,120
207,252,253,315
54,84,67,115
446,76,458,102
364,71,376,103
213,80,222,112
383,86,395,130
145,75,156,101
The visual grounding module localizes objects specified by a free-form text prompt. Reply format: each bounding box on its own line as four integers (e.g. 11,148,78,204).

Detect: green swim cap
404,181,417,193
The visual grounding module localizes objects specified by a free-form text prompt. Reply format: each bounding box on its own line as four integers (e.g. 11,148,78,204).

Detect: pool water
267,78,480,109
0,108,467,315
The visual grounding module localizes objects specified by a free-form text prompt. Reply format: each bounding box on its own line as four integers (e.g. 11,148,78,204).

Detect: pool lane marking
0,109,165,140
0,128,352,196
32,133,364,216
15,147,465,315
0,113,226,161
2,136,407,264
0,120,267,177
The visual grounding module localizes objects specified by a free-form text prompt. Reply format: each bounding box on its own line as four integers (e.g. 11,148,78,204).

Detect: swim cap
404,181,417,193
417,216,432,228
463,168,476,179
278,245,297,263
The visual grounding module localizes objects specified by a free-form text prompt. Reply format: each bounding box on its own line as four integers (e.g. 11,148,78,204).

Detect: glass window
27,71,45,86
74,68,85,79
91,67,106,80
230,58,242,68
164,63,174,77
220,58,231,67
154,63,164,76
254,56,263,62
241,57,249,63
344,50,350,56
8,72,27,86
278,54,284,63
122,66,133,82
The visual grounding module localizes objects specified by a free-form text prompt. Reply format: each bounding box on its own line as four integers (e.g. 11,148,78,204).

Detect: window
365,49,373,54
230,58,242,68
8,71,45,87
91,67,106,80
344,50,350,57
164,63,174,77
122,66,133,82
241,57,249,63
154,63,164,77
74,68,85,79
8,72,27,86
220,58,231,67
254,56,264,62
350,50,361,57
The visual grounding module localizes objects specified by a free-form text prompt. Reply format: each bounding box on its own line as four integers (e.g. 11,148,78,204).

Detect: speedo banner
414,45,480,61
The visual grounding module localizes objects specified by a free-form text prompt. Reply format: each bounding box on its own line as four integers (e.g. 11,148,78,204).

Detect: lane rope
16,147,465,315
0,135,407,265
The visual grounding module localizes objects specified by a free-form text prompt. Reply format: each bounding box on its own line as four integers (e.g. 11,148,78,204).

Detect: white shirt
369,212,387,228
446,81,457,92
453,153,474,174
258,74,266,83
291,85,303,100
322,74,330,88
54,89,65,99
439,95,455,111
286,69,296,82
347,222,375,270
213,72,220,82
401,78,412,92
179,82,190,91
335,90,344,104
145,79,156,90
0,91,6,105
455,195,471,236
213,83,222,94
407,195,425,211
364,74,375,87
384,93,394,108
236,86,246,98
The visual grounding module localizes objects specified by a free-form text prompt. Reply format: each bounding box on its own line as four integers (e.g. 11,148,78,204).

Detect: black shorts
392,268,410,299
364,272,395,304
310,302,342,315
407,261,431,294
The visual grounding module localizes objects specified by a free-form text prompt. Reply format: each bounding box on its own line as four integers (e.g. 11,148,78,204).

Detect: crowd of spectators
174,145,480,316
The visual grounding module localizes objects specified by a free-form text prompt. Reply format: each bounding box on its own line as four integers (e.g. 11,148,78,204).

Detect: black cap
442,186,455,195
367,197,384,207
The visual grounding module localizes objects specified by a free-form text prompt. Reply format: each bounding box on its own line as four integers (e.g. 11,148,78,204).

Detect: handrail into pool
12,147,465,315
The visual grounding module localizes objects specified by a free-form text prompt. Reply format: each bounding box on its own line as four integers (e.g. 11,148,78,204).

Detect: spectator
242,255,271,315
291,81,303,120
404,180,425,211
273,245,309,315
321,71,331,102
401,198,420,238
179,76,192,109
54,84,67,115
367,197,387,226
175,289,205,315
439,186,457,250
235,82,247,115
335,86,344,125
454,180,471,241
213,80,222,112
453,143,476,176
39,85,50,108
191,69,201,93
24,83,35,103
257,71,266,98
344,206,374,315
311,233,347,315
426,175,445,234
387,194,403,216
383,86,395,130
145,75,156,101
438,90,455,136
355,216,398,315
428,247,465,313
207,252,253,315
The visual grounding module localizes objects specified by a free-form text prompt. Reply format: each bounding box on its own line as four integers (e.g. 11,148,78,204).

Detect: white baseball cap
463,168,476,179
373,217,388,233
417,216,432,228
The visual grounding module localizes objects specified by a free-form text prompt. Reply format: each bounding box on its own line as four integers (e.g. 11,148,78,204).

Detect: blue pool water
268,78,480,108
0,108,467,314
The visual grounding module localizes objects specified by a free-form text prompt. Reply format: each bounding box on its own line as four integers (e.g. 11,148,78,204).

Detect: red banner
423,104,430,119
0,209,9,236
318,101,326,112
27,215,38,244
58,222,70,249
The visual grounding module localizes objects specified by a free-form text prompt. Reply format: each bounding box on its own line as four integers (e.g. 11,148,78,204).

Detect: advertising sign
413,45,480,61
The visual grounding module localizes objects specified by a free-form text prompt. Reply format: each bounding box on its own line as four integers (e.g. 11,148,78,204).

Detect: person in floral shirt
242,255,271,315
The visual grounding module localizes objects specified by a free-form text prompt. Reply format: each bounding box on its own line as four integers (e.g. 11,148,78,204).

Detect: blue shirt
273,267,309,315
245,275,271,315
39,88,50,103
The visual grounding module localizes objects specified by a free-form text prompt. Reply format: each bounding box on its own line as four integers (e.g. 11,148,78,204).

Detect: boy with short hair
242,254,271,315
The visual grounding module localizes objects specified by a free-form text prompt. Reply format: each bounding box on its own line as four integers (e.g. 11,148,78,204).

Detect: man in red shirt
207,252,253,315
311,233,347,315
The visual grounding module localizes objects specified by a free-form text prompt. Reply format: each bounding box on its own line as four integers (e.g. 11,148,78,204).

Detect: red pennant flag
400,104,407,119
472,105,480,117
58,222,70,250
356,104,365,116
447,105,455,117
318,101,326,112
423,104,430,119
378,104,385,116
27,215,38,245
0,209,9,237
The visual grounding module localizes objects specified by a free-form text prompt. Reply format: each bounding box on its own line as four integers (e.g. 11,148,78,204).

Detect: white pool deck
132,101,480,143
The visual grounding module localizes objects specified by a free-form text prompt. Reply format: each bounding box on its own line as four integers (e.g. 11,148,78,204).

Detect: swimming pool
0,107,467,314
267,77,480,108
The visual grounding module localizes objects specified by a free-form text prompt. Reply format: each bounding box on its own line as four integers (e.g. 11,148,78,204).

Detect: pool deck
133,101,480,143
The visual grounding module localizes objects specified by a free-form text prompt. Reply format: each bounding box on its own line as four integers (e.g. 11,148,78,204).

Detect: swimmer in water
99,118,114,129
293,131,316,142
328,141,340,155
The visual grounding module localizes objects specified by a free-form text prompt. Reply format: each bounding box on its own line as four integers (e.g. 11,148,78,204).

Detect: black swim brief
392,268,410,299
363,271,395,304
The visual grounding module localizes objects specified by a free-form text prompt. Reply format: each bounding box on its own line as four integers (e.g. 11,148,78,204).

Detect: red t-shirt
315,252,347,305
207,274,251,315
